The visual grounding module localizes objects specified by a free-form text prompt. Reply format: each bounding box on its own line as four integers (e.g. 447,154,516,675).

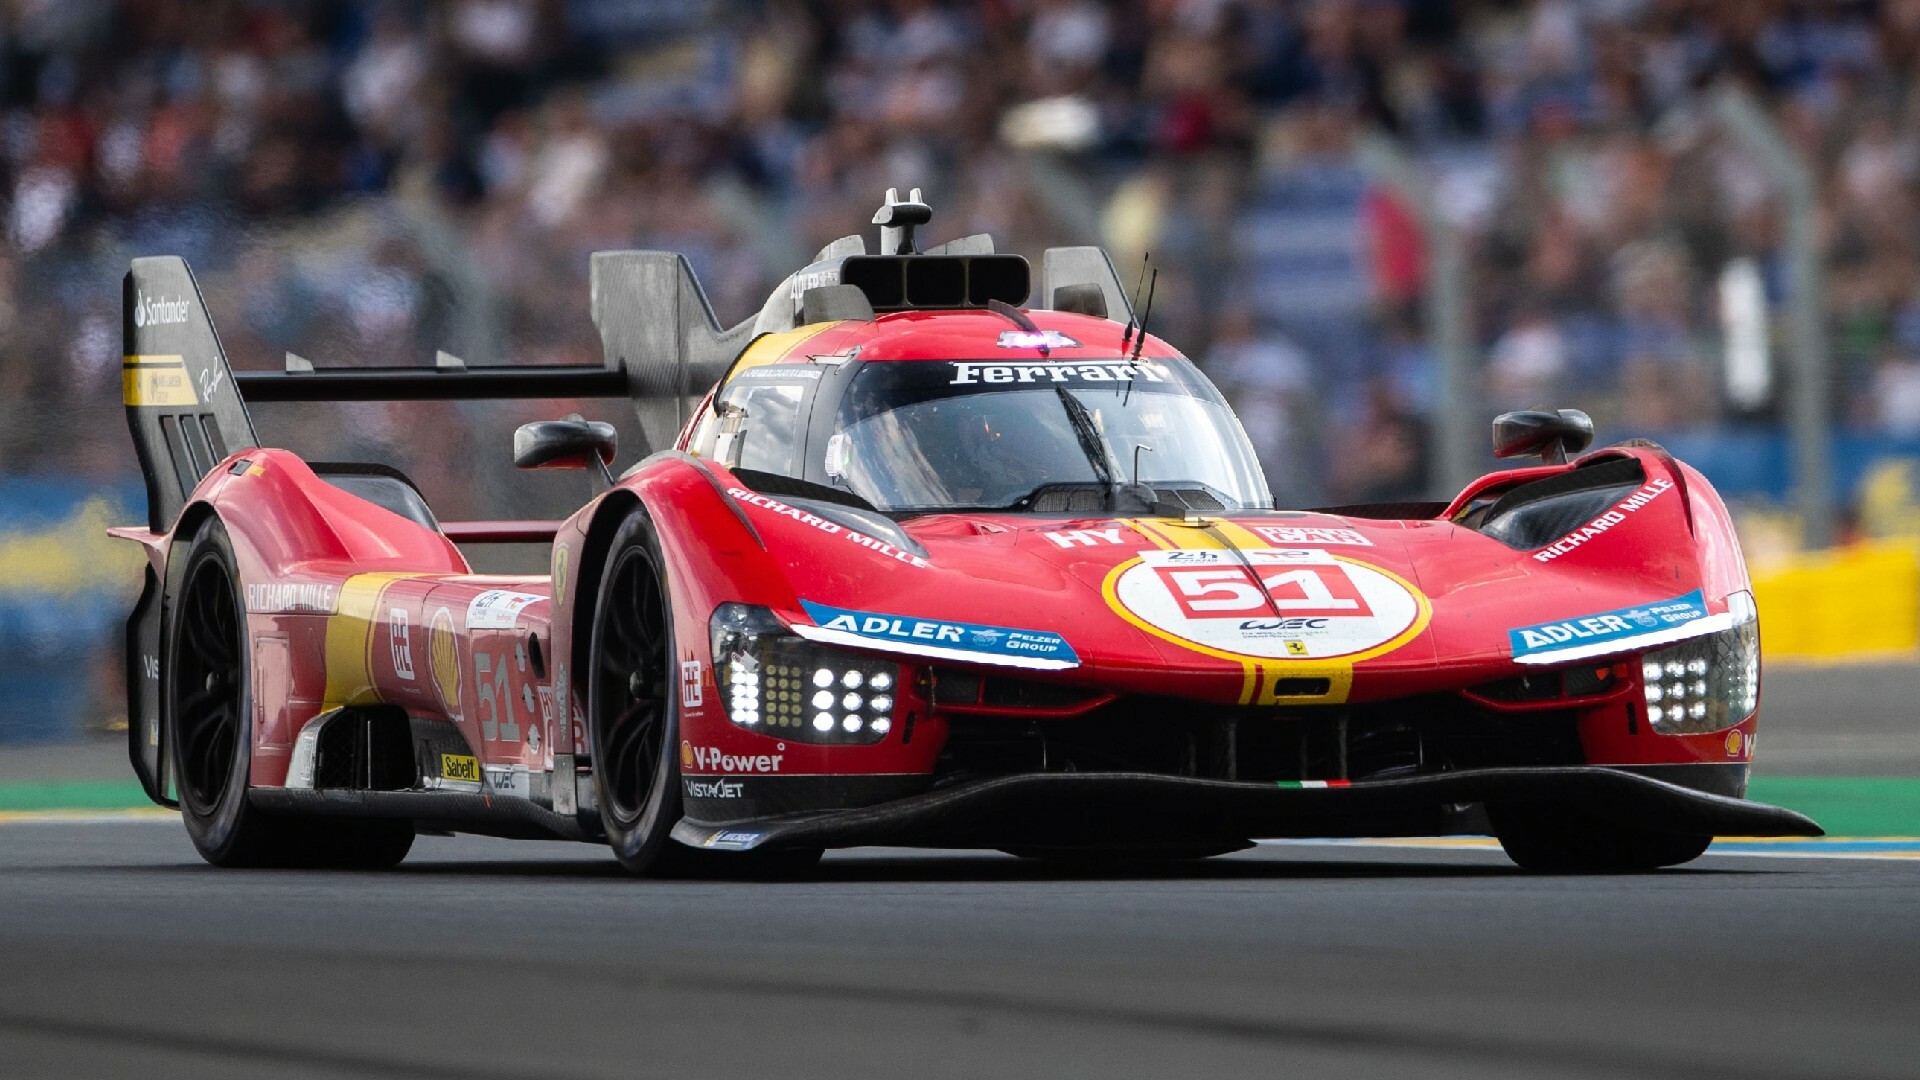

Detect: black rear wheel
588,511,682,874
168,517,412,869
1490,803,1711,873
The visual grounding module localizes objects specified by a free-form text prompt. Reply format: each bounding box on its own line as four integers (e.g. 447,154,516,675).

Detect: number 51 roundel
1105,548,1428,662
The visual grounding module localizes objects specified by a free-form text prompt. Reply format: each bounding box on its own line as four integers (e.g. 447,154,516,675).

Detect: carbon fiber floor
0,821,1914,1080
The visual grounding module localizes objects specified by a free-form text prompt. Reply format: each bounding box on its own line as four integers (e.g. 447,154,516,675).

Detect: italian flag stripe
1275,780,1353,789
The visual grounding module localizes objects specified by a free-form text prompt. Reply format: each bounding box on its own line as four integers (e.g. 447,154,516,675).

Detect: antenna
873,187,934,255
1129,268,1158,363
1120,252,1149,349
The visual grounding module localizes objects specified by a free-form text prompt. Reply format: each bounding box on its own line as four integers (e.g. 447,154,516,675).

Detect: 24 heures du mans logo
132,290,190,328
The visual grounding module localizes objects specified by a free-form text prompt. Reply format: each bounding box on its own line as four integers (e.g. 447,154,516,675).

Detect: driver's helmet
918,395,1080,503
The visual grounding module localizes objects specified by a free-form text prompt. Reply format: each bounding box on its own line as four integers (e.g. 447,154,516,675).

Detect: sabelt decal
1532,478,1674,562
467,589,545,629
683,741,785,773
427,606,462,719
121,355,199,407
1107,548,1426,661
799,600,1078,666
1509,590,1707,659
440,753,481,782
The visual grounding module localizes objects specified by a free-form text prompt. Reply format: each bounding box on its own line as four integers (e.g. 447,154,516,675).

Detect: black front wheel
587,511,684,874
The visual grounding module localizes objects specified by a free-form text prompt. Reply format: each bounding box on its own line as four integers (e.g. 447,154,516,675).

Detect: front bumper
669,766,1823,852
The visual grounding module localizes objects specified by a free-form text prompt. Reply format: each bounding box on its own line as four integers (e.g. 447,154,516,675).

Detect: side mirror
515,419,617,473
1492,409,1593,465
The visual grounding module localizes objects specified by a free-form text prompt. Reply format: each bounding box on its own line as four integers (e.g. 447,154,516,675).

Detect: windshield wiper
1054,385,1117,500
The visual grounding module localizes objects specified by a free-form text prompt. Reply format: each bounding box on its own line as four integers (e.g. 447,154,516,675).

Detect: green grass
0,779,152,812
1746,777,1920,836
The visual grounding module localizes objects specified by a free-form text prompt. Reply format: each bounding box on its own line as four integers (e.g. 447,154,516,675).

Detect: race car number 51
1109,548,1424,661
1155,564,1375,620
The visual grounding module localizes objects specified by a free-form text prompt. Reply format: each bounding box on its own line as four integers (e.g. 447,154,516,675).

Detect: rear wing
122,253,739,534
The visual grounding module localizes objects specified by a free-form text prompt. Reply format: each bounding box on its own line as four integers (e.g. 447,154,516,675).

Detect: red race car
115,190,1818,874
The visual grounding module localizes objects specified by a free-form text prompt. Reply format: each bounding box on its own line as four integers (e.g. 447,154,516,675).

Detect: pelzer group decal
1106,548,1429,662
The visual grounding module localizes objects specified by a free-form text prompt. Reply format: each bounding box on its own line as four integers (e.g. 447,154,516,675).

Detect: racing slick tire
587,509,690,875
1488,803,1711,873
167,517,414,869
587,510,825,879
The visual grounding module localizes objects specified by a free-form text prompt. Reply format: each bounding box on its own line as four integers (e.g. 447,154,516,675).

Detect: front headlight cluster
1639,591,1759,734
710,603,900,744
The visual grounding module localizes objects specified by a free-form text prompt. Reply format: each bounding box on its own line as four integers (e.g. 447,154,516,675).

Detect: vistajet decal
1533,478,1674,562
1509,590,1707,659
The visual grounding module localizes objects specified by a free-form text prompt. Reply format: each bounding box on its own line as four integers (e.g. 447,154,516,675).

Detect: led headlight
709,603,902,744
1638,591,1759,735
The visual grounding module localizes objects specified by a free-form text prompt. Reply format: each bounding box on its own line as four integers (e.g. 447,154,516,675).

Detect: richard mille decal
1532,478,1674,562
1108,548,1425,661
245,582,337,613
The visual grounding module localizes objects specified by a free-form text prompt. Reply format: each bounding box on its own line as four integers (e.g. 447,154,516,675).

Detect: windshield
825,357,1271,512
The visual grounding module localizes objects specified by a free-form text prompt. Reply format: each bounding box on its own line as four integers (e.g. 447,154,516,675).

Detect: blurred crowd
9,0,1920,514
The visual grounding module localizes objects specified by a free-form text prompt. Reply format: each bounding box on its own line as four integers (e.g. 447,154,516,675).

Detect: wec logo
132,290,190,328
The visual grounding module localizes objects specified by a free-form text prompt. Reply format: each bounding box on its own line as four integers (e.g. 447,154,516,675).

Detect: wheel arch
568,486,643,743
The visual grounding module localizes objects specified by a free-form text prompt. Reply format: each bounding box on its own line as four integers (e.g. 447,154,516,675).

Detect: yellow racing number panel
121,355,199,407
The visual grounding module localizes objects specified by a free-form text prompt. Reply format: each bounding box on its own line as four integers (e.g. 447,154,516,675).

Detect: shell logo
428,607,461,718
681,740,695,768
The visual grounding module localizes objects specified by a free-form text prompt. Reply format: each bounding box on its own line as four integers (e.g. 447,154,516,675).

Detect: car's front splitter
669,766,1823,853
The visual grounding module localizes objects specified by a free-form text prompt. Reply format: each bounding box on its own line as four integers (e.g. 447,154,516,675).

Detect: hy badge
1509,590,1708,659
799,600,1078,668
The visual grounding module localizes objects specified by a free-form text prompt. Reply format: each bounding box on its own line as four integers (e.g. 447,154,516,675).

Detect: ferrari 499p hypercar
115,190,1819,874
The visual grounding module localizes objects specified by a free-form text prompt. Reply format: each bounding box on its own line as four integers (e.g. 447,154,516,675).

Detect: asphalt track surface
0,821,1915,1080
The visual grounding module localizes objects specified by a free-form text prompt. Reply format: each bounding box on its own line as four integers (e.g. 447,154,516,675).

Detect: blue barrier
0,479,143,745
